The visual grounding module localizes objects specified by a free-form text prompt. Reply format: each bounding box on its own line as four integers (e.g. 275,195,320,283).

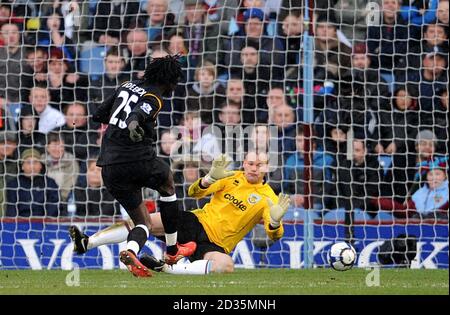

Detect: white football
327,242,357,271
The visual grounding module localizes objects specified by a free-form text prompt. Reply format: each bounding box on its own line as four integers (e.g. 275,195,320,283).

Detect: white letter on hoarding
284,241,303,269
98,245,114,269
411,242,448,269
48,239,65,269
358,241,385,268
61,242,74,270
17,239,42,270
232,241,255,269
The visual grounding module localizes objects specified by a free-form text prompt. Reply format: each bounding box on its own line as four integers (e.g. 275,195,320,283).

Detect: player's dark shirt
94,80,164,166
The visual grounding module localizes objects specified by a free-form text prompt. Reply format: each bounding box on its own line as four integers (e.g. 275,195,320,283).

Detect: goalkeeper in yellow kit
69,151,290,275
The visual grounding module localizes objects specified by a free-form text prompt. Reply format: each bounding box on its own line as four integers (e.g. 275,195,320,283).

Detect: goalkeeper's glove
267,193,291,228
203,154,235,185
128,120,144,142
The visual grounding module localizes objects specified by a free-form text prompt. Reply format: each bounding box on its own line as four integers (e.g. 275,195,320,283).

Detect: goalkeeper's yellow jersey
188,171,284,254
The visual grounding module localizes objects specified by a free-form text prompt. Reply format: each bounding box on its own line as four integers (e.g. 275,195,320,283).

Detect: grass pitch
0,269,447,295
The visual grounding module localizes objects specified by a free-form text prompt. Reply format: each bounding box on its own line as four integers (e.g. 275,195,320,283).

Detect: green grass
0,269,447,295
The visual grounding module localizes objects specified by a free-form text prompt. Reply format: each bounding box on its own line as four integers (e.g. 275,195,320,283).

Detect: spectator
314,13,352,94
183,60,226,124
22,47,48,103
27,84,65,134
45,132,79,203
0,131,18,215
430,87,448,152
258,86,289,123
172,156,208,211
139,0,175,44
175,111,204,145
225,78,245,110
376,162,448,220
90,46,129,103
93,0,141,45
0,3,24,32
408,23,449,70
402,50,448,124
399,0,439,40
45,47,90,108
166,31,188,78
0,22,32,104
388,129,441,205
158,129,178,166
351,43,391,114
124,28,149,81
193,102,241,163
332,0,369,41
279,13,303,69
17,105,46,154
437,0,449,30
336,139,382,217
367,0,408,84
55,102,99,171
230,45,270,124
5,148,60,217
24,47,48,79
178,0,214,74
37,9,76,62
270,104,296,158
386,85,420,156
221,7,284,81
315,91,379,153
74,159,120,216
283,127,334,210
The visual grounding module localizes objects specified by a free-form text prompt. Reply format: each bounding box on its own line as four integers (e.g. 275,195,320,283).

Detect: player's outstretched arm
267,193,291,229
263,193,291,241
188,154,235,198
203,154,235,185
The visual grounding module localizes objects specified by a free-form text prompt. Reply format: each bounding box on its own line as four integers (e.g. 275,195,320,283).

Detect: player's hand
267,193,291,228
128,120,144,142
204,154,235,185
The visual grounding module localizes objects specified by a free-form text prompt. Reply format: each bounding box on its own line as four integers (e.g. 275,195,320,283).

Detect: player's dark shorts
158,211,226,262
101,157,170,211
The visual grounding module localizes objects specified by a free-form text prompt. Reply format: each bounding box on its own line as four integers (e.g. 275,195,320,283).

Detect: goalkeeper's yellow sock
164,260,212,275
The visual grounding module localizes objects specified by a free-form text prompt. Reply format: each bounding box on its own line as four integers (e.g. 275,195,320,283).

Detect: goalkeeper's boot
164,241,197,265
119,250,152,278
69,225,89,255
140,253,168,272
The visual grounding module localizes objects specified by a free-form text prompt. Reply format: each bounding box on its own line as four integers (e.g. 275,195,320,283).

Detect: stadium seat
376,210,395,221
79,45,109,81
284,207,321,221
378,154,393,176
322,208,372,221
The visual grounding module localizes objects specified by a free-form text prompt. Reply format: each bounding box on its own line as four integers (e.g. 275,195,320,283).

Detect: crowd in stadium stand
0,0,448,220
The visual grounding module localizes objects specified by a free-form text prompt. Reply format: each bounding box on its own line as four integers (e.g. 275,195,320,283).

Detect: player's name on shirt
122,81,147,97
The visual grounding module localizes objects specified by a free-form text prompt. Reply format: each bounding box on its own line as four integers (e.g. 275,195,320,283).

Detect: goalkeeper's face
243,152,269,184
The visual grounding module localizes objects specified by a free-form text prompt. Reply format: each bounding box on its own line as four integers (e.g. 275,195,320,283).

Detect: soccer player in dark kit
78,55,196,277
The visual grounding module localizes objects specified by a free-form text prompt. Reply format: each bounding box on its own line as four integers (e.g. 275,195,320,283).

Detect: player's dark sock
126,224,149,255
159,195,179,255
166,244,177,255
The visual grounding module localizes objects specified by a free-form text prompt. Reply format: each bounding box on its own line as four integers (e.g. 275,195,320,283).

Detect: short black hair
46,131,64,145
143,54,183,87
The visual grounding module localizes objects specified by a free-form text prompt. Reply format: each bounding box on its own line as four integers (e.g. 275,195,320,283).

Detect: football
327,242,357,271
